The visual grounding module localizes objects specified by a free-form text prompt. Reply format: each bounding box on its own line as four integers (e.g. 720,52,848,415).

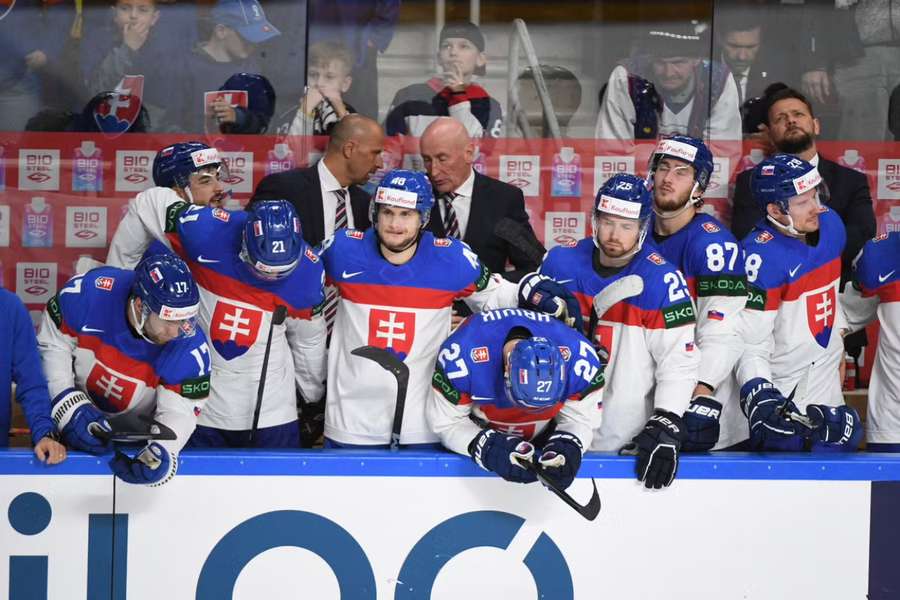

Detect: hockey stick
493,218,547,266
591,274,645,319
249,305,288,445
516,457,602,521
351,345,410,451
779,363,823,431
91,414,177,444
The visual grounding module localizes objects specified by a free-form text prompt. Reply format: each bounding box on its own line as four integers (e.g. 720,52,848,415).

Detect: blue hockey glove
682,395,722,452
620,409,683,489
740,378,811,451
50,389,112,455
109,442,175,486
518,273,584,331
469,429,537,484
538,431,583,490
805,405,863,453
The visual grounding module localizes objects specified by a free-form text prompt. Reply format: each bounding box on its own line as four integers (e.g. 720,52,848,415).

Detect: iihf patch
875,233,889,242
685,341,695,351
701,222,720,233
95,276,115,291
470,346,490,363
212,208,230,222
558,345,571,361
194,406,202,417
345,229,364,240
433,238,452,247
646,252,665,265
755,231,774,244
560,238,578,247
304,247,319,263
149,267,163,283
707,310,724,321
761,165,775,176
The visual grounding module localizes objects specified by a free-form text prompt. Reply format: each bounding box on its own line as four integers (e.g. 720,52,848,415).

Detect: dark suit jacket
730,156,875,282
426,171,544,283
250,163,371,248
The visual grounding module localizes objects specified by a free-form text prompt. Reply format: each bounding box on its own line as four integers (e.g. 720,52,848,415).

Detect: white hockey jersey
320,228,519,445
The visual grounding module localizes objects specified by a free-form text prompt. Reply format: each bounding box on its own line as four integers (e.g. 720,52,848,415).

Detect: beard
776,129,814,154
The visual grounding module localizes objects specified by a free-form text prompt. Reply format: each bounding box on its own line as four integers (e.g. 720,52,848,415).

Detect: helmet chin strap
129,297,159,344
767,213,803,238
652,183,702,219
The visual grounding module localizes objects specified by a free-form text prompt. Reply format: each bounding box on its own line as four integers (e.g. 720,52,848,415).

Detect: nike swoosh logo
789,264,802,277
470,396,495,401
81,326,104,334
556,279,575,284
342,270,364,279
879,270,896,283
197,256,220,264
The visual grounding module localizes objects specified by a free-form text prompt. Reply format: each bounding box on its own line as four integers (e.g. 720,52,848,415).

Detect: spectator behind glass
385,21,503,139
0,0,72,132
595,22,741,141
512,65,583,138
176,0,280,132
211,72,276,134
273,41,357,137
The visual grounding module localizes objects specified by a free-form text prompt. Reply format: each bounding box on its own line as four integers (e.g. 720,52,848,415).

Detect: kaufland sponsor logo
545,211,585,248
115,150,155,192
705,157,731,199
792,167,822,195
221,152,253,194
17,262,57,304
598,195,641,219
656,139,697,162
19,149,60,191
191,148,220,167
500,155,540,197
375,186,418,209
0,205,9,247
593,155,635,194
877,159,900,199
66,207,107,248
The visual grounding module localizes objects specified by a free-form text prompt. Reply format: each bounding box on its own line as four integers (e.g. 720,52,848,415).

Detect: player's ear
765,203,783,219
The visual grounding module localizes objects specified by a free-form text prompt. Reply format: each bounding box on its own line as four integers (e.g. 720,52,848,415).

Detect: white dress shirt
437,169,476,239
318,160,355,238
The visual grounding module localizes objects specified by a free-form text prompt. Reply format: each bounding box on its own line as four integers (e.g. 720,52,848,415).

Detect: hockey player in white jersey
842,232,900,451
37,254,212,486
539,173,700,489
737,154,862,452
319,169,578,448
646,135,748,451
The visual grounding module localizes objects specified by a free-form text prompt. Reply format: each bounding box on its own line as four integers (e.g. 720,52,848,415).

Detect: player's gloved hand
538,432,583,490
298,398,325,448
469,429,537,484
740,378,810,451
805,404,864,452
517,273,584,331
620,409,683,489
681,395,722,452
50,389,112,455
109,442,174,486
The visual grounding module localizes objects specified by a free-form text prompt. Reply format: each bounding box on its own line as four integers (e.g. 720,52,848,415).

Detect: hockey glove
806,405,863,453
469,429,537,484
740,378,810,451
682,395,722,453
109,442,175,486
50,389,112,455
538,431,583,490
517,273,584,331
620,409,683,489
298,398,325,448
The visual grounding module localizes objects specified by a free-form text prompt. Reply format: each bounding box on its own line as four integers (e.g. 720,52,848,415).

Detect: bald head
323,114,384,187
420,117,476,195
327,114,381,152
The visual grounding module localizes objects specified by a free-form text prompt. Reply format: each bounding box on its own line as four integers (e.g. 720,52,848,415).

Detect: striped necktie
334,188,348,231
324,189,349,339
443,192,460,238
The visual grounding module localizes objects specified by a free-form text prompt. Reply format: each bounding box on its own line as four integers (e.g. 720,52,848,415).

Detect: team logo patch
761,165,775,176
252,221,263,237
194,406,202,417
95,276,115,291
345,229,364,240
210,301,263,360
558,346,571,361
149,267,163,283
367,309,415,358
304,247,319,263
86,361,141,413
707,310,724,321
806,286,836,348
433,238,452,247
701,222,721,233
212,208,230,222
755,231,774,244
685,341,695,351
518,369,528,385
875,233,889,242
470,346,490,363
646,252,665,265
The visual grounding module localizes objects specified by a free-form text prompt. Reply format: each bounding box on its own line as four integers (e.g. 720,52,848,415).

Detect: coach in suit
420,117,543,283
251,115,384,247
731,87,874,280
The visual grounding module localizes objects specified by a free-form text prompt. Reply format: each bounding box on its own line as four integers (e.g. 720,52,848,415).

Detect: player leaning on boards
37,254,211,486
737,154,862,452
539,173,700,489
317,169,578,448
645,135,748,451
428,309,604,490
840,232,900,452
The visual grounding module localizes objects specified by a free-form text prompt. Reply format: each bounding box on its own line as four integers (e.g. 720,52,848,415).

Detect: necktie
334,188,348,231
443,192,460,238
324,189,349,338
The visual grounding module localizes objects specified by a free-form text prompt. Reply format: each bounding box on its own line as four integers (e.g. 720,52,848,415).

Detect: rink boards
2,450,900,600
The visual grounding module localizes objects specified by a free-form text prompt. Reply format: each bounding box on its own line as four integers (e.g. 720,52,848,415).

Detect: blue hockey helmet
241,200,304,280
505,337,567,410
648,135,714,201
152,141,226,190
219,73,276,132
370,169,435,228
592,173,654,255
131,254,200,341
751,153,822,214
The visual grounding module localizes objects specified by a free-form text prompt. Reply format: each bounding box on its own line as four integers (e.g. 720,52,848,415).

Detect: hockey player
108,197,326,447
319,169,576,448
646,135,748,451
539,173,699,489
428,309,604,489
841,232,899,451
37,254,211,486
737,154,862,452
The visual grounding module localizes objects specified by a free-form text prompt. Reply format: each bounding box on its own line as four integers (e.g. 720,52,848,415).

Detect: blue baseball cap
211,0,280,44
